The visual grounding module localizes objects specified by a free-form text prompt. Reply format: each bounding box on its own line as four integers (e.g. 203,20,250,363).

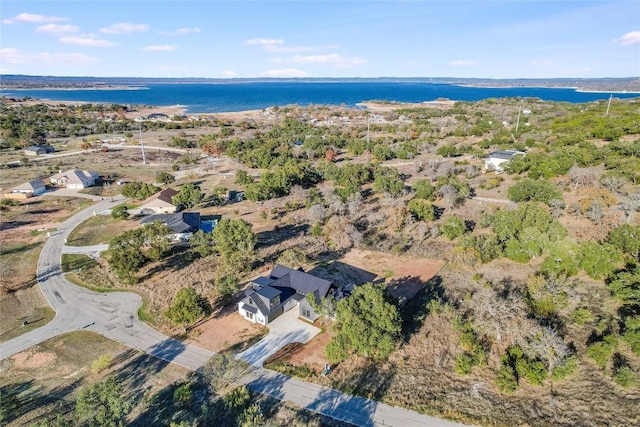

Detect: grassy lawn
67,213,138,246
61,254,97,273
0,242,44,292
0,306,56,343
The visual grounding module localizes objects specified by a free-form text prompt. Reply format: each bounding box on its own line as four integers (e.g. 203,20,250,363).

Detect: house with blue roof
238,264,334,325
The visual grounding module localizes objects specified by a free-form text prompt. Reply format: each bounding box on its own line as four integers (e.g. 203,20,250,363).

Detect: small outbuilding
24,145,55,156
5,179,47,199
484,150,525,173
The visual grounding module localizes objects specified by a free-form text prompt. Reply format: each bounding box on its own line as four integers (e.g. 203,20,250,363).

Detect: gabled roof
140,187,178,207
50,170,98,185
255,285,281,300
487,150,525,161
140,212,200,233
270,264,332,297
13,179,45,191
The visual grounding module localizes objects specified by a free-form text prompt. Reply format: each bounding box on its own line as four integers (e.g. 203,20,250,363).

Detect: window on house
247,312,254,320
303,309,311,318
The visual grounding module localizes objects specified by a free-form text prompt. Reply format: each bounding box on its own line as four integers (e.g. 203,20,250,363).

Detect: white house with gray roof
238,264,333,325
484,150,526,173
50,169,99,189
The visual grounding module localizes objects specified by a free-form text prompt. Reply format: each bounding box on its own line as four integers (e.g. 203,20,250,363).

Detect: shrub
496,358,519,394
516,358,547,386
587,336,618,369
407,198,435,221
91,354,113,374
552,355,578,380
454,353,475,375
507,178,562,205
110,205,129,220
440,216,467,240
571,308,595,325
613,366,637,389
173,383,192,408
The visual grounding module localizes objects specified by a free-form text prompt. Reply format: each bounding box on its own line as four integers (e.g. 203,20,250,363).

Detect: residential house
24,145,55,156
238,264,333,325
484,150,526,173
139,188,179,214
5,179,47,199
50,169,99,189
140,211,201,241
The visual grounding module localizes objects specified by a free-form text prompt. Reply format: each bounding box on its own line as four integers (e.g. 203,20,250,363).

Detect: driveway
237,308,321,367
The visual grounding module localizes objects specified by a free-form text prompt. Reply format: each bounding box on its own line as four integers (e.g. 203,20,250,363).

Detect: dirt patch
184,305,266,353
11,350,57,369
266,321,333,372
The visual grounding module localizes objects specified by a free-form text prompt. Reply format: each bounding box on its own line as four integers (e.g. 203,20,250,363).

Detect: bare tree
523,326,570,376
587,199,605,223
346,191,363,220
322,215,362,250
548,198,566,219
600,175,627,193
325,192,346,216
569,167,597,191
307,203,327,224
438,184,459,209
465,286,534,347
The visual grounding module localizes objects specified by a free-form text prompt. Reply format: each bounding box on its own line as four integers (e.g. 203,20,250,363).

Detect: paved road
0,196,472,427
0,197,215,370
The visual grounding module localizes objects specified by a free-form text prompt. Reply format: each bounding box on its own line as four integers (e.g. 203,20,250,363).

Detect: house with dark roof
139,187,179,214
238,264,333,325
140,212,201,241
484,150,526,173
24,145,55,156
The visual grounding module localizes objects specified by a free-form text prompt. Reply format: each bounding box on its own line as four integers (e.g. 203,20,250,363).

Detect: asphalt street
0,196,472,427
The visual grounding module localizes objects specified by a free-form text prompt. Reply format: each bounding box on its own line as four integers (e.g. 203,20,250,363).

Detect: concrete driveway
237,308,321,367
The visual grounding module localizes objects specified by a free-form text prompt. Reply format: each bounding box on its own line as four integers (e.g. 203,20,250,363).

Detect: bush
587,336,618,369
111,205,129,220
571,308,595,325
407,198,435,221
454,353,475,375
516,357,547,385
440,216,467,240
496,358,519,393
613,365,637,388
507,178,562,205
552,355,578,380
91,354,113,374
173,383,192,408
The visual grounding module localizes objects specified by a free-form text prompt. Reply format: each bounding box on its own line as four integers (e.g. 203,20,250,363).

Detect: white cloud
100,22,149,34
292,54,367,68
450,60,476,67
36,24,79,35
562,66,591,75
0,47,99,66
223,70,238,77
531,59,553,65
615,30,640,46
2,13,68,24
160,27,201,36
141,45,177,52
245,38,284,47
60,35,114,48
260,68,308,78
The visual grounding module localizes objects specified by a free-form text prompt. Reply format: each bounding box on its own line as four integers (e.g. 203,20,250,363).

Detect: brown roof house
50,169,99,190
238,264,333,325
139,188,179,214
5,179,47,199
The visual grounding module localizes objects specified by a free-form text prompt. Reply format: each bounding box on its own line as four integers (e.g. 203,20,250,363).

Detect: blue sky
1,1,639,79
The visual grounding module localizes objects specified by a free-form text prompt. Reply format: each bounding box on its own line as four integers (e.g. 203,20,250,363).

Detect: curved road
0,197,213,369
0,197,470,427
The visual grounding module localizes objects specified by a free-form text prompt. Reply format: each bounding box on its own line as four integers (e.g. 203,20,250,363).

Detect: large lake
2,82,638,113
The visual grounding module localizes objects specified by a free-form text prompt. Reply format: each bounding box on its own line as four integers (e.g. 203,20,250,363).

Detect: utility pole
139,125,146,165
605,94,613,117
515,108,522,135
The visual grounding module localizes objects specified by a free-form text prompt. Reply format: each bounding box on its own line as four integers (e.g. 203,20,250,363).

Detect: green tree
407,198,435,221
213,219,256,269
579,242,623,279
189,230,216,257
215,273,240,304
440,216,467,240
607,224,640,260
412,179,436,200
235,170,254,186
156,171,175,185
174,183,204,209
120,182,159,200
75,376,132,427
325,283,401,363
165,286,211,326
507,178,562,205
608,265,640,306
110,205,129,220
